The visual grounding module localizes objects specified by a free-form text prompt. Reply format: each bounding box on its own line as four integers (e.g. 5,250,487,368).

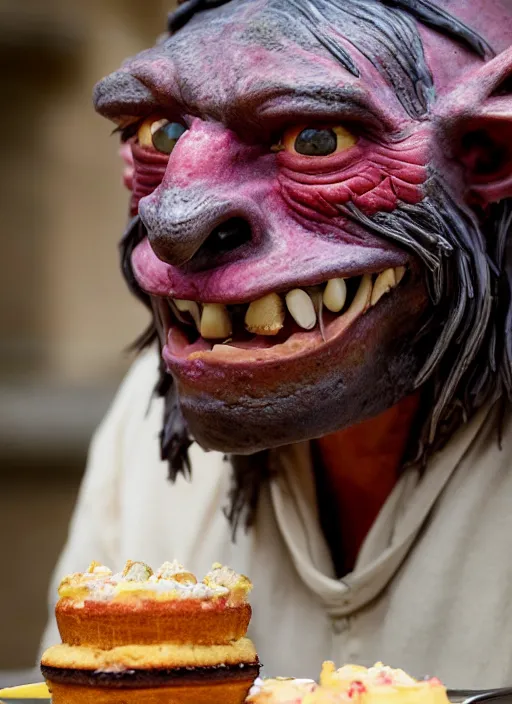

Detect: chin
157,268,429,454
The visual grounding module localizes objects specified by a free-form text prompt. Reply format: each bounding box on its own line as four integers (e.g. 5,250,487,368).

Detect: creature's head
94,0,512,477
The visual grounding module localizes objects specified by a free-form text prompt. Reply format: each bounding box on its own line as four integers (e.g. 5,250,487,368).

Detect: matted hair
119,0,512,535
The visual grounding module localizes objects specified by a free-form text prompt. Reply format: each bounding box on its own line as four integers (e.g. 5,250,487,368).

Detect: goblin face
94,0,512,453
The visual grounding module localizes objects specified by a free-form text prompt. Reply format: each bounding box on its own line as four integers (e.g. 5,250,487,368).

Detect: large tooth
174,299,201,329
348,274,373,315
370,269,396,306
245,293,285,336
285,289,317,330
323,278,347,313
395,266,406,284
200,303,232,339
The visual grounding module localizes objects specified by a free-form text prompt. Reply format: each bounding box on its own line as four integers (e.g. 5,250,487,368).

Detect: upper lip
132,237,409,304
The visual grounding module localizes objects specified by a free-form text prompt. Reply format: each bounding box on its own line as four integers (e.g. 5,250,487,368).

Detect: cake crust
47,678,256,704
41,637,258,670
57,597,251,648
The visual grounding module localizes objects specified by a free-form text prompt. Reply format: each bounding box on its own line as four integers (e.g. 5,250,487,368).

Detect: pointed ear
436,46,512,207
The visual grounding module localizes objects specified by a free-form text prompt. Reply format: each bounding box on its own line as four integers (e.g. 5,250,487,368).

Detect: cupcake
41,560,259,704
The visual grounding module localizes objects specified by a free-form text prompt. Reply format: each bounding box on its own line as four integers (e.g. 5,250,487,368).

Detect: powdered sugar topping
58,560,250,604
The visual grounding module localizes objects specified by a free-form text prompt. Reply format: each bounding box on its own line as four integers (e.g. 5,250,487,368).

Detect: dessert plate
447,689,512,704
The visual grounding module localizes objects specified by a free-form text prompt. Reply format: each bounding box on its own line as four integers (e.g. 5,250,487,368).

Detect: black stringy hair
168,0,493,120
120,0,510,536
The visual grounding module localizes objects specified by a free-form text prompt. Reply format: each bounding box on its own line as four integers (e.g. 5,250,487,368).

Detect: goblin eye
278,125,357,157
137,118,187,154
295,128,337,156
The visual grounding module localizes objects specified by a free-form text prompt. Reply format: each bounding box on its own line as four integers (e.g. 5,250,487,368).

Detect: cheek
129,143,169,215
279,137,429,218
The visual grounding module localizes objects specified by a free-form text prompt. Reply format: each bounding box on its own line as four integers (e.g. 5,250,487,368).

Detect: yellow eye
137,118,187,154
276,125,356,156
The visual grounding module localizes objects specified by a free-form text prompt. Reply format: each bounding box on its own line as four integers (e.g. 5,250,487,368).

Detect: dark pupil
294,128,337,156
152,122,187,153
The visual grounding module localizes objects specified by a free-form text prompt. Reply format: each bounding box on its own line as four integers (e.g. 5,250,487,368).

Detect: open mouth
154,266,407,365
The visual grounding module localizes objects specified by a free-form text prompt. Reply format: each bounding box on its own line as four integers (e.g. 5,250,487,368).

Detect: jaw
157,269,429,454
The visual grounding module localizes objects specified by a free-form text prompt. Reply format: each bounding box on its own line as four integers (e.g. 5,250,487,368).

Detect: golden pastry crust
41,638,258,670
47,678,256,704
248,664,450,704
56,597,251,648
319,661,449,704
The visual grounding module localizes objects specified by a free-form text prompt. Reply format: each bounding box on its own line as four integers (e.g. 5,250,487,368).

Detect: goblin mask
94,0,512,504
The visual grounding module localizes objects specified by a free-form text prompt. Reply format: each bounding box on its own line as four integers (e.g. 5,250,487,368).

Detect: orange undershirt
315,394,421,573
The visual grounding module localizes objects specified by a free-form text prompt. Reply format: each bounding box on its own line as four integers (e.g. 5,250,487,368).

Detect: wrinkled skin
94,0,512,454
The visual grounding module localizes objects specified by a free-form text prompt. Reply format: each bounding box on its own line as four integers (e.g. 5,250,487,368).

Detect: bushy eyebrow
241,83,402,133
94,71,163,123
94,69,402,140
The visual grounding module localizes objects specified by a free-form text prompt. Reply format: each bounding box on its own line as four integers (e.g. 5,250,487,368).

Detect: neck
315,393,420,575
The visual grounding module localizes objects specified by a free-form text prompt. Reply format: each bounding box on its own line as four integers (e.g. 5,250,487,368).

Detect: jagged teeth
285,289,317,330
395,266,406,284
200,303,232,339
170,266,406,342
323,278,347,313
245,293,285,336
370,268,396,306
348,274,373,315
175,299,201,329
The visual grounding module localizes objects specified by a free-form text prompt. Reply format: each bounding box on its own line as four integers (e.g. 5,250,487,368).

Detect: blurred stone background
0,0,175,672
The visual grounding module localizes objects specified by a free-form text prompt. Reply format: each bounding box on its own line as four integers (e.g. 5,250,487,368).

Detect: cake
40,560,259,704
247,662,450,704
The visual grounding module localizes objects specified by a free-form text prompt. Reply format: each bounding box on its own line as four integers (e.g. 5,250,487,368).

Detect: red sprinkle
429,678,443,686
376,674,394,685
348,681,367,697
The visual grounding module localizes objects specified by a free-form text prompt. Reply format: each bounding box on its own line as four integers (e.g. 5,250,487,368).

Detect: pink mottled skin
130,124,414,301
94,0,512,454
119,142,135,191
130,127,426,300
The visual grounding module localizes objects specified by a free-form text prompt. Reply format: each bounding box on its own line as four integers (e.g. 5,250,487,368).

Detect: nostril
181,216,253,272
203,217,252,257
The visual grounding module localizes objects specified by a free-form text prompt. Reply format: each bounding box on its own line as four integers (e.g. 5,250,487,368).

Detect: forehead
117,0,406,126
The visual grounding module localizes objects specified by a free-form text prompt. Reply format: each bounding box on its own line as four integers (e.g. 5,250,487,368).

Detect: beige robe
42,348,512,689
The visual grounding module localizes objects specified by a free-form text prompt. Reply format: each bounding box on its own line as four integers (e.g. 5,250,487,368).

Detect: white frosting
155,560,190,579
248,678,265,696
90,565,112,576
366,664,417,686
249,677,316,697
80,571,229,601
61,560,243,603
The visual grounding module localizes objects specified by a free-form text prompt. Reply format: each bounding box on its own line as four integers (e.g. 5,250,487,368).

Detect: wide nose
138,121,271,268
139,186,254,267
